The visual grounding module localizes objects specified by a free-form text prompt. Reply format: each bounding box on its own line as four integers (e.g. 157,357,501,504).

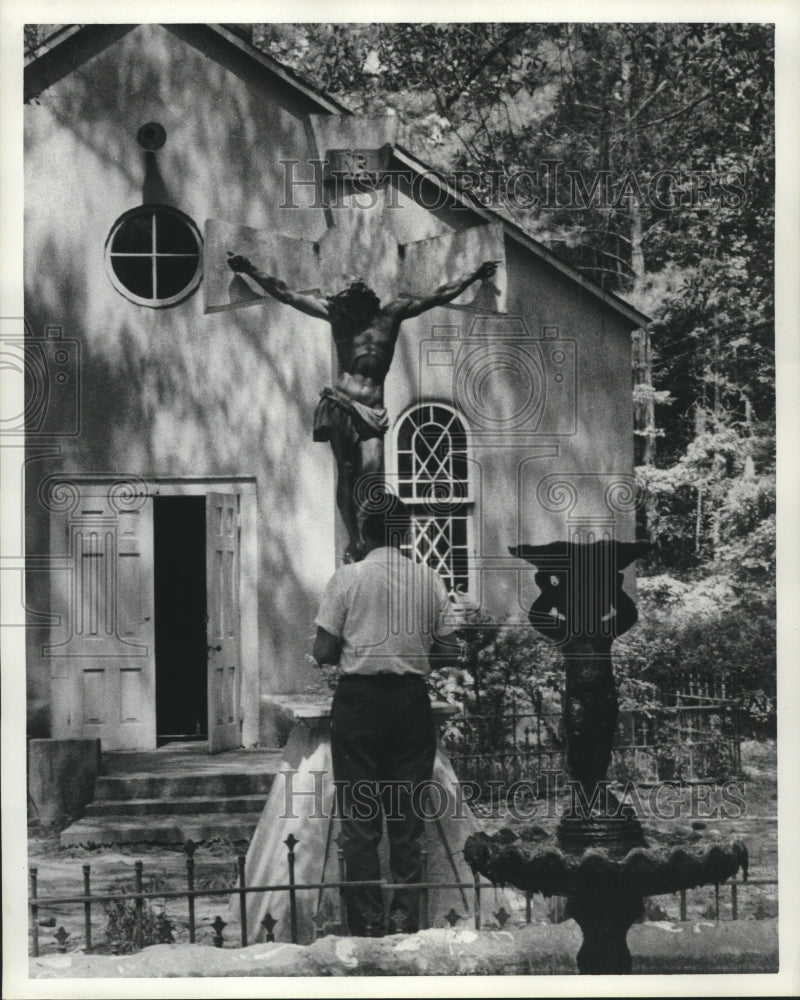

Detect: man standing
227,252,498,561
312,490,458,936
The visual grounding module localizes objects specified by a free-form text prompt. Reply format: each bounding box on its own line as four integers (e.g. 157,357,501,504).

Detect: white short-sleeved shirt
315,546,457,676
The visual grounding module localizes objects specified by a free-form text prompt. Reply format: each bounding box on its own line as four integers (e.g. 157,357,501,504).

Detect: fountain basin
464,829,749,974
464,830,748,898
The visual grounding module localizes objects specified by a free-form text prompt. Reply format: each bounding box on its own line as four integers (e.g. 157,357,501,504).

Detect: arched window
395,403,472,597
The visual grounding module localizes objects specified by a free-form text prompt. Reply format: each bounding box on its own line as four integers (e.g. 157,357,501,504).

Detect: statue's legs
328,430,384,562
327,427,362,562
355,437,384,551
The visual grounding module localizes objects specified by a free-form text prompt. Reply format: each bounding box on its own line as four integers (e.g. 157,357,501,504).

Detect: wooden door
206,492,242,753
48,487,156,750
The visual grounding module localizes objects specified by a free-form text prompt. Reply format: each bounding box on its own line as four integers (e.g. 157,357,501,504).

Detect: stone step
93,771,274,801
59,813,263,848
101,745,283,775
85,794,268,817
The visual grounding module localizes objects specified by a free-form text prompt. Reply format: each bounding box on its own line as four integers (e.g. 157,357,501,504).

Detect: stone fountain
464,539,748,975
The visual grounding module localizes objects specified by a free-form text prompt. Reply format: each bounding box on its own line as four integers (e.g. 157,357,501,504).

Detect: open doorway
154,496,208,744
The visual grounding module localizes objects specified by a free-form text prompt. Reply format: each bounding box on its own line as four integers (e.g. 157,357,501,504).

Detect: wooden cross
203,116,507,315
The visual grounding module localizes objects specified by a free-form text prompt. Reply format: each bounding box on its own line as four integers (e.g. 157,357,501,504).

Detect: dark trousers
330,674,436,936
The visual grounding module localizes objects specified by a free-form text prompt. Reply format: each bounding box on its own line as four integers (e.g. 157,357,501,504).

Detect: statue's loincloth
313,387,389,446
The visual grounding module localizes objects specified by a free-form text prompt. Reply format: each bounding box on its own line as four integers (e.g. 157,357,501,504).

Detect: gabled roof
25,22,650,330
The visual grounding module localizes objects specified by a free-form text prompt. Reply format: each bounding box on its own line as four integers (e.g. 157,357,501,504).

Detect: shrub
103,877,175,953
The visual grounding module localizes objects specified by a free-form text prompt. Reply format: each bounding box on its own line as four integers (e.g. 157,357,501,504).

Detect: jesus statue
227,253,499,561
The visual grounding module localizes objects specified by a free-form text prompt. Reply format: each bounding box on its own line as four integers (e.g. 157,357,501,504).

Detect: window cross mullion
106,206,202,306
151,211,158,301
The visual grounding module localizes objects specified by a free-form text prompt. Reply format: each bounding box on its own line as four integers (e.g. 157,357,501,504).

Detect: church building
22,24,649,761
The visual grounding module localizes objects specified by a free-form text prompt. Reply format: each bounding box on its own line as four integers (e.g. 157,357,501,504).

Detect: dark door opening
154,496,208,744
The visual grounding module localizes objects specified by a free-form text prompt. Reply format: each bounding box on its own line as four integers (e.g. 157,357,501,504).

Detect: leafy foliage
616,578,776,737
102,877,175,953
428,612,559,753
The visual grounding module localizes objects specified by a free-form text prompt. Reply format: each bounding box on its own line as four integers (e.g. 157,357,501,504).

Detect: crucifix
204,118,506,561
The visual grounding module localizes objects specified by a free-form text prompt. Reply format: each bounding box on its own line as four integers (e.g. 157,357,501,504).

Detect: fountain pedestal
568,892,644,974
464,540,748,975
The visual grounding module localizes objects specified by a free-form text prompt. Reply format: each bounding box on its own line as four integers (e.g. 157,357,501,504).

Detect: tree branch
441,25,530,111
631,88,717,131
631,78,670,120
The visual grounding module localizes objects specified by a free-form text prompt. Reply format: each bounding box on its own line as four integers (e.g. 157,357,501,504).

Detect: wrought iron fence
29,835,499,957
28,835,774,957
443,690,742,792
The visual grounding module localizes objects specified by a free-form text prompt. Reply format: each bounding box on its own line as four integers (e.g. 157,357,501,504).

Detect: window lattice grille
396,404,471,596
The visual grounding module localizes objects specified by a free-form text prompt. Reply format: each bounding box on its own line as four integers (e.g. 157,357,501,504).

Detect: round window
105,206,203,307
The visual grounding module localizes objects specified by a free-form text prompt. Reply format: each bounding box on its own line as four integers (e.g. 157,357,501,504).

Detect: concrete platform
27,918,780,978
28,739,101,826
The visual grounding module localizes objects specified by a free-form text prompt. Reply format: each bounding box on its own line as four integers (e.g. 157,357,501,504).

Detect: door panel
48,488,156,750
206,492,241,753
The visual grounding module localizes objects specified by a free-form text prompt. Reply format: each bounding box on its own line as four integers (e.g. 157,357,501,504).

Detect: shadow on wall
27,24,324,234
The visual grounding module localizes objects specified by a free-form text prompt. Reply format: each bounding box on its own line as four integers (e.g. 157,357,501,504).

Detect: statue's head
328,278,382,323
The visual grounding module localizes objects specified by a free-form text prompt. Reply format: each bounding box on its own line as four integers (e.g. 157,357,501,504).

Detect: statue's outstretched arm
393,260,500,319
227,253,329,320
